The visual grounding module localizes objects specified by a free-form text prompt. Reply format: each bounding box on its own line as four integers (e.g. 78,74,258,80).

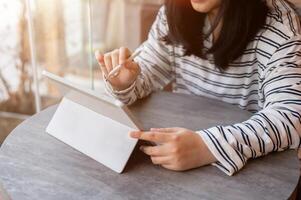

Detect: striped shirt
105,0,301,176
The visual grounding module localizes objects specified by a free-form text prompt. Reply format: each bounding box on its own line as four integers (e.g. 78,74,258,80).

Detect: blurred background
0,0,163,144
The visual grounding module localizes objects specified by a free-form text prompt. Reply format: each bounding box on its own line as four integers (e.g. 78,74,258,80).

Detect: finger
111,49,120,68
150,127,181,133
95,52,108,77
130,131,172,143
119,47,131,64
150,156,172,165
94,50,102,63
140,145,170,157
104,53,113,72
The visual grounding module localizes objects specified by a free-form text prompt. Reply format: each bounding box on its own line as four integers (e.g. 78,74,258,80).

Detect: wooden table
0,92,299,200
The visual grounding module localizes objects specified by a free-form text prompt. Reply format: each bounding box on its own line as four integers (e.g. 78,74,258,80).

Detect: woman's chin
190,0,221,13
191,4,211,13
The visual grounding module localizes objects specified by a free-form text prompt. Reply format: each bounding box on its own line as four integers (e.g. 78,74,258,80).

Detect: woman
95,0,301,176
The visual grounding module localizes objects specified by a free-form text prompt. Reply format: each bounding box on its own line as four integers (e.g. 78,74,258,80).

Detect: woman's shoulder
263,0,301,40
253,0,301,65
156,5,168,23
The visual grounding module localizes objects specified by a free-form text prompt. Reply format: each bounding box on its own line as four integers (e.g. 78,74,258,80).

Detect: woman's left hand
130,127,217,171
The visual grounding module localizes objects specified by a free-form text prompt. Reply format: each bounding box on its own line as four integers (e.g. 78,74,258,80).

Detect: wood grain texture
0,92,299,200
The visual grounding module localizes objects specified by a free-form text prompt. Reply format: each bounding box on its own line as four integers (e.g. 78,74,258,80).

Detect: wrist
106,78,137,96
111,78,137,92
197,134,217,165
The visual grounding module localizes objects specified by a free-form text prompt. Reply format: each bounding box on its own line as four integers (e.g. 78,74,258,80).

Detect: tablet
43,70,142,173
42,70,122,107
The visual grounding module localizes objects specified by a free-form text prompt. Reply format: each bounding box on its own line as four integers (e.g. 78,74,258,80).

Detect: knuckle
151,148,158,155
145,147,153,155
178,128,186,133
172,134,180,142
119,46,127,51
104,53,111,60
112,49,119,56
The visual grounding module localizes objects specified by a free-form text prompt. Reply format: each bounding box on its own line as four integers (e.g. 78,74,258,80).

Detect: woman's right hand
95,47,141,91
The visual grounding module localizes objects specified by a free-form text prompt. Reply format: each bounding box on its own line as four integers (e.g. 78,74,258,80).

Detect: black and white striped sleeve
104,6,174,105
197,36,301,176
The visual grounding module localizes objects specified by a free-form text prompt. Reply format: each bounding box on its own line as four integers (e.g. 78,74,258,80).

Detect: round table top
0,92,299,200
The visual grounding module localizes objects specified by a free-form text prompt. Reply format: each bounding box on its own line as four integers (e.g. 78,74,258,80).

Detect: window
0,0,162,143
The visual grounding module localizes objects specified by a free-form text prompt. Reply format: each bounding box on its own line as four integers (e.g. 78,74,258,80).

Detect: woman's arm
130,36,301,176
103,6,174,105
197,36,301,175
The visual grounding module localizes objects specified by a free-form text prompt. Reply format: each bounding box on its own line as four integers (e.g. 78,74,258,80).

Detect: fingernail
150,128,158,131
139,146,145,151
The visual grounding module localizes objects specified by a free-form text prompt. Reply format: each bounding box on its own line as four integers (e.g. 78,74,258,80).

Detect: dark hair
164,0,268,70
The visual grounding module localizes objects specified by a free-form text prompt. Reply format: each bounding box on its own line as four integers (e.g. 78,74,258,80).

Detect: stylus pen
107,50,142,79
